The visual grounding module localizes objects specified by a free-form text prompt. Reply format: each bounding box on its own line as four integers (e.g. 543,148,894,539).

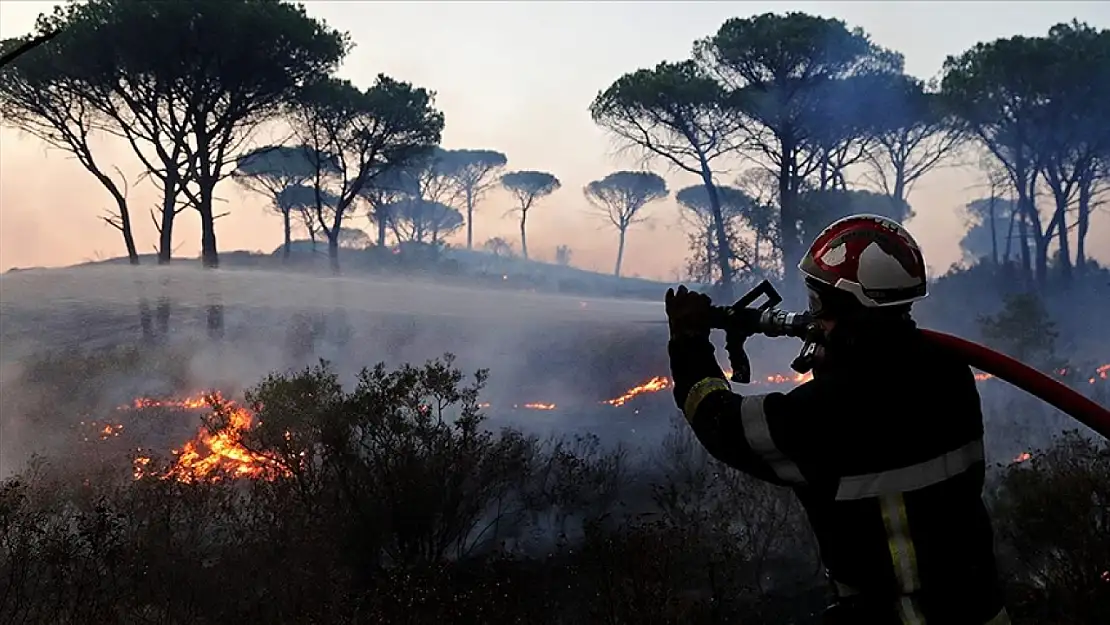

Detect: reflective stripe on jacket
668,330,1007,624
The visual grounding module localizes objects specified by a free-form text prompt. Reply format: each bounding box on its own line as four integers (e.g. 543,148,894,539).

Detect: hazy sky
2,1,1109,278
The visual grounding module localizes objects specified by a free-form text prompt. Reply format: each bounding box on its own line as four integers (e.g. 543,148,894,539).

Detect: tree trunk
1017,212,1032,285
158,176,178,265
520,213,529,261
1053,200,1072,285
86,156,139,264
466,188,475,250
1076,169,1092,275
698,155,733,295
987,196,998,266
1003,204,1017,264
377,209,388,247
282,209,292,263
107,187,140,265
892,168,907,212
614,227,626,277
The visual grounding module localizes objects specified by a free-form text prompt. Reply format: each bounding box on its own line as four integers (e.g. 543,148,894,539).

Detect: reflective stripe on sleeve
740,394,806,484
682,377,731,422
836,439,984,501
880,493,925,625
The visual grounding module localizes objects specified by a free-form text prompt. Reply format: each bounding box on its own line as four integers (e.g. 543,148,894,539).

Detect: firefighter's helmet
798,214,927,313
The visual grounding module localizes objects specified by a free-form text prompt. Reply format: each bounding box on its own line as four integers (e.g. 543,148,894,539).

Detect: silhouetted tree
583,171,669,277
554,244,573,266
676,185,754,283
337,227,371,249
863,74,967,208
442,149,508,249
388,199,464,244
0,35,138,264
499,171,561,260
590,60,741,291
695,12,903,286
9,0,348,267
292,75,444,273
483,237,514,258
233,145,340,261
961,196,1018,266
360,165,421,247
943,35,1055,286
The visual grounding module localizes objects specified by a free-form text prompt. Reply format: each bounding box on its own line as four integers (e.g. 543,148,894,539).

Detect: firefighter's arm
668,335,807,486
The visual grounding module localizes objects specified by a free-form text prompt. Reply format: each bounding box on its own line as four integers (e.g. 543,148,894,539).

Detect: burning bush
0,354,1106,624
991,431,1110,624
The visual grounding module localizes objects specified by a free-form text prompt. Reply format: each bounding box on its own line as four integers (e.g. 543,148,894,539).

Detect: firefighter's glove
665,285,713,341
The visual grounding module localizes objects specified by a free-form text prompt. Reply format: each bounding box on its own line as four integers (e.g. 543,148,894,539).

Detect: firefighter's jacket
669,327,1009,625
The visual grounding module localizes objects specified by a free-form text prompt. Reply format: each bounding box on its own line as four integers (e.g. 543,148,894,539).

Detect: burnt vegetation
2,346,1108,625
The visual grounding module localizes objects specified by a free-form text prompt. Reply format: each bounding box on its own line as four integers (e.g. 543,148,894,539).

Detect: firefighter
665,214,1009,625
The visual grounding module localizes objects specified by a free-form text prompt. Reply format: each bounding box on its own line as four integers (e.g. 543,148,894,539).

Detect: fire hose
706,280,1110,441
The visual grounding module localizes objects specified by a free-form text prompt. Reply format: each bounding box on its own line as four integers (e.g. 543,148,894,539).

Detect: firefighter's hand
665,285,713,340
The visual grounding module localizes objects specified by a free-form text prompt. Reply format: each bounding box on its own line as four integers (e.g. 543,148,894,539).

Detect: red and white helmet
798,214,927,310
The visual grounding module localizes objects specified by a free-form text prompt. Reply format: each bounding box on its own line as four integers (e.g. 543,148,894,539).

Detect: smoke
2,262,1106,481
0,264,676,477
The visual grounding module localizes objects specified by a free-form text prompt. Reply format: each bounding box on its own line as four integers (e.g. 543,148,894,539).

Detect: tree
442,149,508,250
864,75,967,208
676,185,754,283
961,196,1018,266
233,145,339,261
22,0,349,267
942,35,1060,287
732,168,780,272
590,60,742,292
483,236,515,258
360,165,420,247
499,171,561,260
277,184,337,252
293,75,444,273
387,199,464,244
337,227,371,249
554,244,573,266
583,171,669,277
695,12,903,287
0,32,139,263
1032,22,1110,283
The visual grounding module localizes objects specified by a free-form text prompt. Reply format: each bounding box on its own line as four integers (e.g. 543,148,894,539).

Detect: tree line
2,3,1109,287
590,13,1110,293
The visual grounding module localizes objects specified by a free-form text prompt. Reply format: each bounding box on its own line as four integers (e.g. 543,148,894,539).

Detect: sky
2,1,1109,279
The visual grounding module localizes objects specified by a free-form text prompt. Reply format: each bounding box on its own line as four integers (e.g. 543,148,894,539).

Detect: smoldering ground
1,263,1106,480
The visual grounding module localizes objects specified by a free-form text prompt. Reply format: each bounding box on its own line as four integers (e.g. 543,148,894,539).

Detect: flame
114,360,1106,482
604,376,671,407
596,362,1107,407
130,393,286,483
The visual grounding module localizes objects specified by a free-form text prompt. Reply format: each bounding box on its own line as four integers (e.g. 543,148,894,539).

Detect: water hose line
920,329,1110,441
